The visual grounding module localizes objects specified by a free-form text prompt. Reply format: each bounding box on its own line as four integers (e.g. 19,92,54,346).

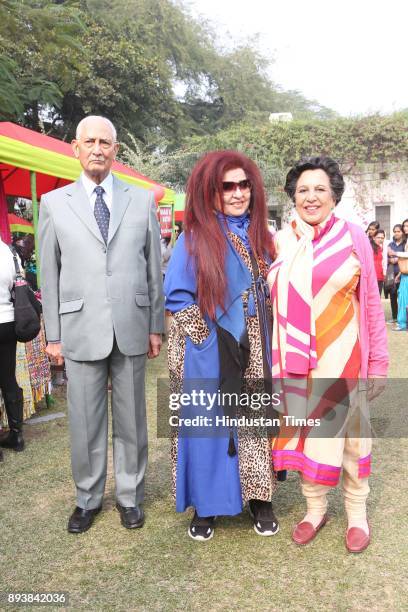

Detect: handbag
9,246,42,342
384,262,395,291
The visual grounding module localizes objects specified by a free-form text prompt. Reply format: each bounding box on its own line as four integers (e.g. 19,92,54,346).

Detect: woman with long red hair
164,150,280,541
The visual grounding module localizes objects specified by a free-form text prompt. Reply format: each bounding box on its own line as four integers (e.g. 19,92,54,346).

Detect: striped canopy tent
174,193,185,222
0,122,174,203
0,122,175,282
8,212,34,234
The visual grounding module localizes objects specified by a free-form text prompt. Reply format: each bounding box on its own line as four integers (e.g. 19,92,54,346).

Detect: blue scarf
216,211,272,369
216,211,251,253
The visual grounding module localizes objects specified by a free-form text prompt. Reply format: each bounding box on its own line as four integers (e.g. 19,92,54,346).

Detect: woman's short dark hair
284,156,345,204
367,220,380,232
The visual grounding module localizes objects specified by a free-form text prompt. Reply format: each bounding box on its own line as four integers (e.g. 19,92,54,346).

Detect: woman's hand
367,375,387,401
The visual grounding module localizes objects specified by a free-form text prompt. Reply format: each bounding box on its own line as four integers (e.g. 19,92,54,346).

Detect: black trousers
390,287,399,320
0,321,19,394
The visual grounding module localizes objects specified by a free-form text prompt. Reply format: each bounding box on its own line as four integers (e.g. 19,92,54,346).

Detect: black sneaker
188,511,215,541
248,499,279,536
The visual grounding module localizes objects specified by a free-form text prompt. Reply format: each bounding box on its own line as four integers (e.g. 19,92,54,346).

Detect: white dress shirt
81,172,113,212
0,238,16,324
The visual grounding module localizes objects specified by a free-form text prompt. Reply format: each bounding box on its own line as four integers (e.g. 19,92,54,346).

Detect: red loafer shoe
345,526,370,553
292,514,328,545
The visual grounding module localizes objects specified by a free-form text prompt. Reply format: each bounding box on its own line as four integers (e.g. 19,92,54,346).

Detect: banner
158,205,172,237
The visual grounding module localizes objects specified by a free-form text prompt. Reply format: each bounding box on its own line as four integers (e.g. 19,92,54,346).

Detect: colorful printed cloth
25,318,51,402
0,343,34,428
0,318,50,428
268,214,371,485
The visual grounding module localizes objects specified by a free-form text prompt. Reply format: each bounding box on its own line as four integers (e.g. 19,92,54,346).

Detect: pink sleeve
361,233,389,376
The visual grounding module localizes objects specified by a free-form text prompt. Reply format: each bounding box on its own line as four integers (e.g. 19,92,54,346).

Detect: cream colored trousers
301,434,370,521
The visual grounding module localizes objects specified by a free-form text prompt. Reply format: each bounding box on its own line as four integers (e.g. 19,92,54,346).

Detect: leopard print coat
167,232,277,504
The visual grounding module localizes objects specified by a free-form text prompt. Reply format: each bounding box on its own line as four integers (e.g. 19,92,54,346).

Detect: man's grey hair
76,116,117,142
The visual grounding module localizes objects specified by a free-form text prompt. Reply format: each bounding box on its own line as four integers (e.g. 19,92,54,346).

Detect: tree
57,17,180,142
1,0,338,146
0,54,23,119
121,113,408,200
0,0,85,128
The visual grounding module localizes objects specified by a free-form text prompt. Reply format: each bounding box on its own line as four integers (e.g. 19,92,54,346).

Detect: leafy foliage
5,0,405,211
0,52,24,118
1,0,337,144
123,113,408,202
0,0,85,126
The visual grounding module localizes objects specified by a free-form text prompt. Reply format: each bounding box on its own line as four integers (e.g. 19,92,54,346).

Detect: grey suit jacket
38,175,164,361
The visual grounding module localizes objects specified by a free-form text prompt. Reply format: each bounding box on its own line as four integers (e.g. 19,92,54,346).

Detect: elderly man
39,116,164,533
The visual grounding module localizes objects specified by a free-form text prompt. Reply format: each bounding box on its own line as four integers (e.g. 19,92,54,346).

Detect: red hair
184,150,274,319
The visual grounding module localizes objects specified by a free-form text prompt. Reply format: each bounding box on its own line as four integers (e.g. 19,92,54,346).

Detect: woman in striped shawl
267,157,388,553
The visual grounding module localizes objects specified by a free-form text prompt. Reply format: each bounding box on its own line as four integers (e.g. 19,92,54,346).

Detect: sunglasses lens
222,180,251,192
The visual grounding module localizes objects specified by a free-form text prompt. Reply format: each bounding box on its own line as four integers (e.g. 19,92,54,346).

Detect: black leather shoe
116,503,145,529
67,506,102,534
0,429,25,452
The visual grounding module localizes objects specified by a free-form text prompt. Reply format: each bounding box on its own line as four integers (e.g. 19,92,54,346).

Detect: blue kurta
164,228,253,516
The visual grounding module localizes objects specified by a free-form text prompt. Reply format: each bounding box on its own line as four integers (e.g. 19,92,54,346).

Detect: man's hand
46,342,64,366
367,375,387,401
147,333,162,359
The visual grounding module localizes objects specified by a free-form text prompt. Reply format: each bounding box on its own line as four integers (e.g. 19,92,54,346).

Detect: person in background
174,222,182,241
0,237,25,457
366,221,379,239
160,235,173,281
387,224,405,324
13,235,37,291
371,229,386,295
392,218,408,331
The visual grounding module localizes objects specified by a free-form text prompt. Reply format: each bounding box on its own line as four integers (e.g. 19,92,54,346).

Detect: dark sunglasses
222,179,252,193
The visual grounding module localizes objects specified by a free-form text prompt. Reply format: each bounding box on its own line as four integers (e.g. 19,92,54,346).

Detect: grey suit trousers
65,339,147,510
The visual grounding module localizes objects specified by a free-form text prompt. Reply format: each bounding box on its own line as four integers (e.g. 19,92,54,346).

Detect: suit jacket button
102,247,106,253
106,271,112,276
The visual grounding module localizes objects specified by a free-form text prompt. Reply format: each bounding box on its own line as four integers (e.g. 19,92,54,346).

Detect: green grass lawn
0,301,407,611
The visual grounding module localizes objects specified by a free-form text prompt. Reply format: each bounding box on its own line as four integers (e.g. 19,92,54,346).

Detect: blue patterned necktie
94,185,110,243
